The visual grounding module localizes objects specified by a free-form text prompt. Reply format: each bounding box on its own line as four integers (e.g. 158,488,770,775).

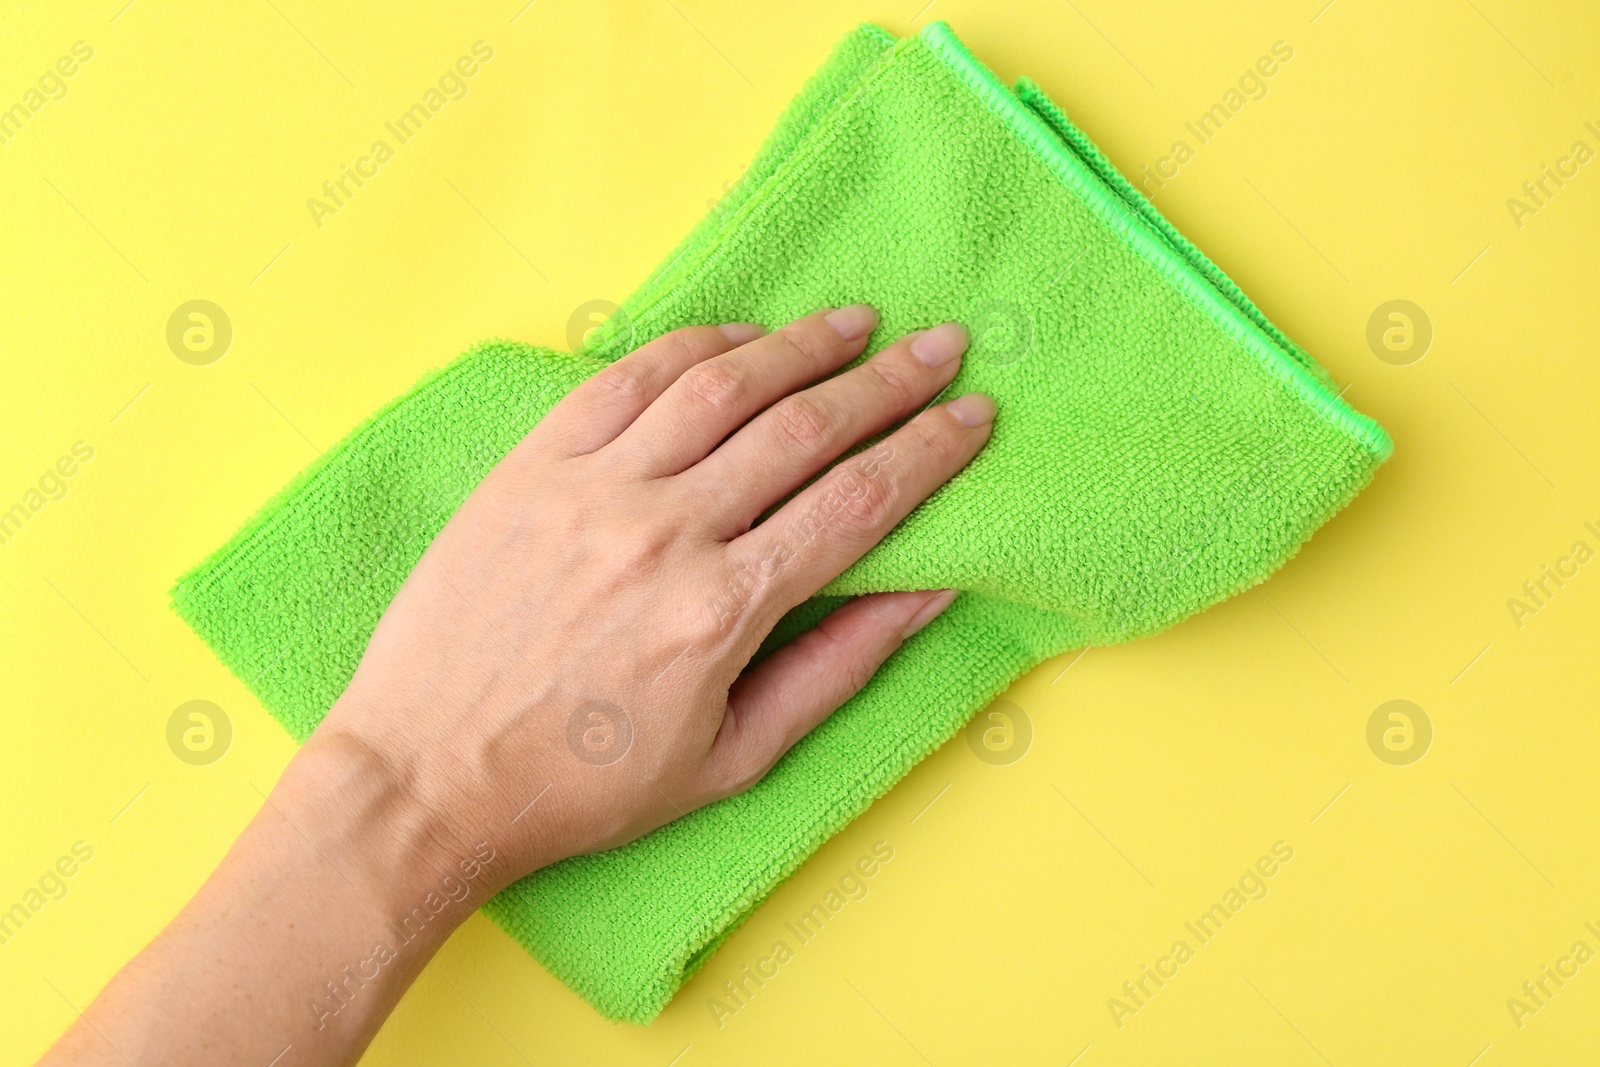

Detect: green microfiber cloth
172,21,1391,1023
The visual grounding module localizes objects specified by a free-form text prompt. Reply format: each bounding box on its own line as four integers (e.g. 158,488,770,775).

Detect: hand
313,304,994,893
39,305,994,1067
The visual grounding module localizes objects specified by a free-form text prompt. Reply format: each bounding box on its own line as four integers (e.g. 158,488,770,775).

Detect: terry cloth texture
172,21,1392,1023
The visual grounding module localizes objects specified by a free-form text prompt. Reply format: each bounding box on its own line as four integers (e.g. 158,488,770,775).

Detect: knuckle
597,522,675,587
904,410,958,459
863,355,918,403
830,462,896,532
839,650,878,695
807,627,876,694
590,364,649,407
771,394,834,450
682,362,745,415
777,322,834,365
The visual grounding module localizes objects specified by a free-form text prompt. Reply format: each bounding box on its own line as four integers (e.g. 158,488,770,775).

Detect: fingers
687,322,970,537
724,391,995,630
535,323,767,456
700,589,958,799
608,306,881,477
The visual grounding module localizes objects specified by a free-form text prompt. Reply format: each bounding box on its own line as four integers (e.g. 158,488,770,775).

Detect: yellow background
3,0,1597,1062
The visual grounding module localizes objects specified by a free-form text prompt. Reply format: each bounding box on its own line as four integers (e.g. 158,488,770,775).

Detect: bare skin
40,305,992,1066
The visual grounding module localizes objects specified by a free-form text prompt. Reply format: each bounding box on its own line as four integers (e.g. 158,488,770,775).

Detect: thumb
701,588,958,799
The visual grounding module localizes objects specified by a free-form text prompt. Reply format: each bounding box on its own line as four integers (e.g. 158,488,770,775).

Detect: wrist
272,727,510,922
62,733,509,1064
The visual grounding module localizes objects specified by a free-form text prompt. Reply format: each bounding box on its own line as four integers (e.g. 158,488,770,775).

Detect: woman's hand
39,306,993,1066
315,304,992,893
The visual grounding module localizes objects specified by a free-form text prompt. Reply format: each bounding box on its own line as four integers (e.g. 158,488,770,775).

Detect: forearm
41,733,507,1067
40,308,984,1063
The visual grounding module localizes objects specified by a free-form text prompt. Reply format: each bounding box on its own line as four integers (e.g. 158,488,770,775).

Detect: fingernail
906,588,959,635
824,304,879,341
718,322,767,345
946,392,996,428
909,322,969,367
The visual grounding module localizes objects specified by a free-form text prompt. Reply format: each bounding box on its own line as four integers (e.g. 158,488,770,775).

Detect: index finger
722,391,995,635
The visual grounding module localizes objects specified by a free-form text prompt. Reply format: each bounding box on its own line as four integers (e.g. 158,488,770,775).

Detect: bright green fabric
172,21,1391,1023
